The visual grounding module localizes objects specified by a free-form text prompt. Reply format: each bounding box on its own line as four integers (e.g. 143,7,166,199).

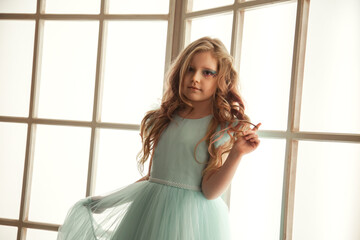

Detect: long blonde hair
137,37,253,179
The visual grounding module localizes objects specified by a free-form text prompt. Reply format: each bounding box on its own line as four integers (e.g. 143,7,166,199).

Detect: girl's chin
184,96,212,103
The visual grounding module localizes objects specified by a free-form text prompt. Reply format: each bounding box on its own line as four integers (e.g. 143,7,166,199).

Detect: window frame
0,0,359,240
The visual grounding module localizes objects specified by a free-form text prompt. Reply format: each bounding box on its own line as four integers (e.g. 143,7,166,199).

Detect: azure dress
57,114,231,240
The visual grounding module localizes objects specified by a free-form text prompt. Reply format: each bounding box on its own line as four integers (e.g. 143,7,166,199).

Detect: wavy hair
137,37,254,180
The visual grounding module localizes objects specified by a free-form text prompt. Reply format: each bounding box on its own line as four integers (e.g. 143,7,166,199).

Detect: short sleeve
212,119,248,148
213,124,234,148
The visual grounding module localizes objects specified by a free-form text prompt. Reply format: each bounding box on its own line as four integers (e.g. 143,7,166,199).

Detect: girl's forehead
189,51,218,68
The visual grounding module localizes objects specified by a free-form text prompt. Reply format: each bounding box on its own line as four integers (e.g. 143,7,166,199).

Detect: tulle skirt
57,180,231,240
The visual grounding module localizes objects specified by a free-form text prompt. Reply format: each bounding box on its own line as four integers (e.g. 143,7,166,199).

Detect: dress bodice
149,114,213,191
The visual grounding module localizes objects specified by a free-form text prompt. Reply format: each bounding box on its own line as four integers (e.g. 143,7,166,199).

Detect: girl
57,37,261,240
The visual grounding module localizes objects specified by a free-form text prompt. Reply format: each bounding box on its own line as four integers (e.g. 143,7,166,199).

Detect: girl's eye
202,70,217,77
188,67,194,72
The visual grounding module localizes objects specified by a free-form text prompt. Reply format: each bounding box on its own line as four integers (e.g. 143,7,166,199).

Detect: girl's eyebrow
189,65,217,72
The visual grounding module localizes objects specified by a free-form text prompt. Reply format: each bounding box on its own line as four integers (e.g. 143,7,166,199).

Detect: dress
57,114,231,240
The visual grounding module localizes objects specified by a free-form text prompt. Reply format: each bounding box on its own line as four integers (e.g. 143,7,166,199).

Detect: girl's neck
178,102,213,119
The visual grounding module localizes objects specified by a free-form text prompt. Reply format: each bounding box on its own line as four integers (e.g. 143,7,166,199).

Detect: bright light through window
0,0,36,13
29,125,90,224
94,128,146,195
108,0,169,14
0,122,27,219
300,0,360,134
37,20,99,121
189,0,234,12
230,138,285,240
0,20,35,117
293,141,360,240
100,21,167,124
189,12,233,52
239,2,297,131
0,225,17,240
44,0,101,14
26,229,58,240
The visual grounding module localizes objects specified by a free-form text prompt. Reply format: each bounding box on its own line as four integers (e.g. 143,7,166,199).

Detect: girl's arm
88,174,150,213
201,123,261,200
135,148,155,183
135,174,150,183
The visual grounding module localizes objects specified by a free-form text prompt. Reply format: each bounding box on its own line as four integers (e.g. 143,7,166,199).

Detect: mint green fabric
57,114,231,240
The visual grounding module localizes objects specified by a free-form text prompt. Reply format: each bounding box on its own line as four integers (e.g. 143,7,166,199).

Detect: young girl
57,37,261,240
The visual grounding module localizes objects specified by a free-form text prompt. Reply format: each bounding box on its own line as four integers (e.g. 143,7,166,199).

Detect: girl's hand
232,123,261,157
86,196,106,214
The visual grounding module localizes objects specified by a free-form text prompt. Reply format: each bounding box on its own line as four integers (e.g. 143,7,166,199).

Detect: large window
0,0,170,239
1,0,359,240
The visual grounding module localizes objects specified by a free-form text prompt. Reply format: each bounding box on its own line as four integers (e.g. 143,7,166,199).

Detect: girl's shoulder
213,120,240,148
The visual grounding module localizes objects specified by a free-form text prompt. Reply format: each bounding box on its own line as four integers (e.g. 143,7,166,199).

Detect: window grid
0,0,175,239
1,0,360,240
280,0,309,239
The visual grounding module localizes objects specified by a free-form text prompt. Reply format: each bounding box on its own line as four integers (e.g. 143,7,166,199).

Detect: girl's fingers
244,133,257,140
250,138,260,144
244,133,259,142
243,123,261,135
237,123,261,140
252,123,261,131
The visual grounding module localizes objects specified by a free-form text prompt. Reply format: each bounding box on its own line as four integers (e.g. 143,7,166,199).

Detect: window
0,0,170,239
1,0,359,239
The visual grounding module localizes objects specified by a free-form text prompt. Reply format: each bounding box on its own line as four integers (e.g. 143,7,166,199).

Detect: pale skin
137,51,261,200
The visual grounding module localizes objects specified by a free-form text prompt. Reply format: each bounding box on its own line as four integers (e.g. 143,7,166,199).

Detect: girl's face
181,51,218,106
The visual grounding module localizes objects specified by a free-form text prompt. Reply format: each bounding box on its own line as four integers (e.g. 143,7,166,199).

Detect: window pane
44,0,100,14
0,122,27,219
0,225,17,240
189,12,233,52
26,229,57,240
101,21,167,124
94,129,145,195
300,0,360,134
189,0,234,12
28,124,91,224
238,0,256,2
0,20,35,117
293,141,360,240
0,0,36,13
37,20,99,121
108,0,169,14
230,138,285,240
239,2,297,130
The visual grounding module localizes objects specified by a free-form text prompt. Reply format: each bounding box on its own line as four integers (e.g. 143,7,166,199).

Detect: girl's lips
189,86,201,91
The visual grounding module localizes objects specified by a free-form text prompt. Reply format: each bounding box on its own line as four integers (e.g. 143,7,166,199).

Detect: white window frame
0,0,359,240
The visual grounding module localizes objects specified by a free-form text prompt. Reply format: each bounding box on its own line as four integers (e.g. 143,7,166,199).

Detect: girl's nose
192,70,202,83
